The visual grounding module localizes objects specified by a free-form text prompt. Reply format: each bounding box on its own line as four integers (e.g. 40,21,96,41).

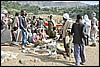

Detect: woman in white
83,14,91,45
1,9,9,29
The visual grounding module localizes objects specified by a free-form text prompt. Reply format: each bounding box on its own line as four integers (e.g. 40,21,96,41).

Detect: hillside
1,1,99,20
17,1,89,8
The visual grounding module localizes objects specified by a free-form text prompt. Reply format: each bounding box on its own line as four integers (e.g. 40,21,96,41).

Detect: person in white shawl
82,14,91,45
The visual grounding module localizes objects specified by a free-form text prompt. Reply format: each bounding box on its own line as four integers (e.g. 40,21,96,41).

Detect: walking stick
67,33,73,61
68,40,71,61
68,35,73,61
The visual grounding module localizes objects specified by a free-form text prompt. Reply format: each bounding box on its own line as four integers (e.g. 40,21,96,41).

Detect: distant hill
17,1,89,8
1,1,99,20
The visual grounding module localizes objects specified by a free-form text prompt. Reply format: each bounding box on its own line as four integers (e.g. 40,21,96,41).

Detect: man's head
15,12,19,16
91,12,96,18
39,16,43,20
33,16,36,20
77,14,82,20
50,15,52,20
21,10,27,16
76,14,82,23
63,13,69,21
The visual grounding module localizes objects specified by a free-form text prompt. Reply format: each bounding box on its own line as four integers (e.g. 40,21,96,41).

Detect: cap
63,13,69,20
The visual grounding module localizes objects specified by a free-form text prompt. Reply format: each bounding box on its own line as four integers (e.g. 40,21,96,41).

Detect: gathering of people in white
1,9,99,66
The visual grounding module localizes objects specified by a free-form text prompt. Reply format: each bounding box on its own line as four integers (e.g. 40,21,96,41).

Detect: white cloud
80,1,99,5
52,1,79,2
52,1,99,5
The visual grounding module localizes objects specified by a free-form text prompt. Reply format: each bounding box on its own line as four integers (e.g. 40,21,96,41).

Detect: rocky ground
1,39,99,66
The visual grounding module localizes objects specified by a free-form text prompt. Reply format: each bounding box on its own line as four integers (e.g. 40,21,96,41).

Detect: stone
33,58,41,62
30,59,33,61
33,59,37,62
52,62,54,65
19,59,25,64
55,54,64,59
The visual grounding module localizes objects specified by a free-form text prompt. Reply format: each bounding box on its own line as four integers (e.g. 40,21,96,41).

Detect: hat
1,9,8,14
92,12,96,16
39,16,43,20
63,13,69,20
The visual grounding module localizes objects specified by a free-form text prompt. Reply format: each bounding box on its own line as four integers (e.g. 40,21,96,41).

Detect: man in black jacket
70,14,86,66
19,10,27,49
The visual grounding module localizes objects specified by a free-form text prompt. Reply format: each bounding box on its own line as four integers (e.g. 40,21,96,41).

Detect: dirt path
1,41,99,66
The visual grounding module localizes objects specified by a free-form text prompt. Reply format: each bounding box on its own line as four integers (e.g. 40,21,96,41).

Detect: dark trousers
11,30,16,41
74,43,86,66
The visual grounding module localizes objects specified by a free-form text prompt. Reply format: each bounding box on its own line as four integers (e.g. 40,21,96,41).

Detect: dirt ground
1,39,99,66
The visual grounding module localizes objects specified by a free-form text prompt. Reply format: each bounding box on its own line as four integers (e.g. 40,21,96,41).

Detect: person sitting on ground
32,33,40,47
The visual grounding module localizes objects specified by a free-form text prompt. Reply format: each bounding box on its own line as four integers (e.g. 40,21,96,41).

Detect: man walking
90,12,98,46
70,14,86,66
62,13,71,58
19,10,27,49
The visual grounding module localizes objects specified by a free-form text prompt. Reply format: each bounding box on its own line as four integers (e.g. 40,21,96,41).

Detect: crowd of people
1,9,99,66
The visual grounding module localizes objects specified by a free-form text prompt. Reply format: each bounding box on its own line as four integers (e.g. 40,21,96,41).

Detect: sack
66,36,69,44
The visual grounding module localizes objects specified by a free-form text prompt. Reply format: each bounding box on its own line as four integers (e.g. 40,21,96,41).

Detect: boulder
19,59,25,64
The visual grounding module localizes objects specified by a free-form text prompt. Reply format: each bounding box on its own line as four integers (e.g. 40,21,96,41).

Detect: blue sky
52,1,99,5
80,1,99,5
